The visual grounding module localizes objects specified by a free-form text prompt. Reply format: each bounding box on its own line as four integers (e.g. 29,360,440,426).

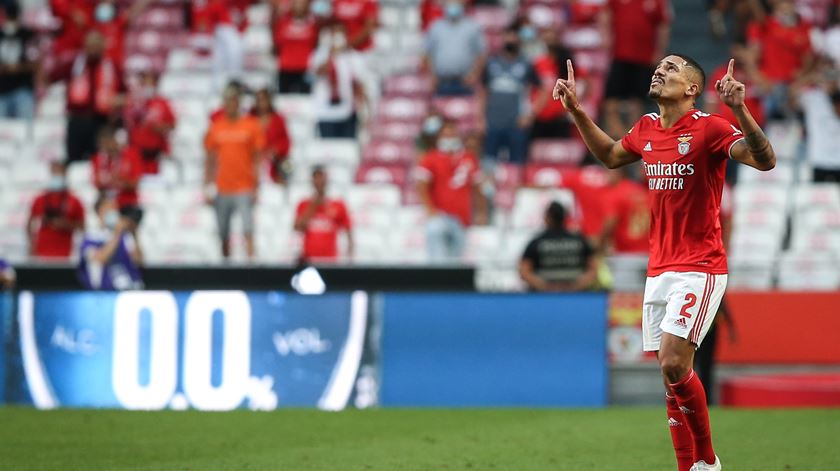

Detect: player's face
648,56,697,102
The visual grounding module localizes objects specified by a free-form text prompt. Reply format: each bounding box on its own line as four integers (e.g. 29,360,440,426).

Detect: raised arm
553,60,640,169
716,59,776,171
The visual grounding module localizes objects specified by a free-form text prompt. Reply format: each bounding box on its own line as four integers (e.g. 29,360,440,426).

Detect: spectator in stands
420,0,444,31
50,31,126,163
815,4,840,67
519,201,597,292
705,41,765,129
333,0,378,52
530,27,578,139
480,25,541,166
747,0,814,120
252,88,292,184
126,71,176,175
191,0,244,91
204,84,265,260
792,58,840,183
27,161,86,260
92,125,144,224
423,0,486,96
599,168,649,255
0,1,37,120
49,0,93,62
78,194,143,290
600,0,671,138
0,257,14,289
294,166,354,262
273,0,319,94
90,0,154,65
418,112,444,151
310,21,366,138
416,118,488,262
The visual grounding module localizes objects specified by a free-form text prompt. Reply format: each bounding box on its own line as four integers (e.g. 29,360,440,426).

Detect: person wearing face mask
78,194,143,290
423,0,486,96
27,161,86,260
310,21,367,138
91,0,153,65
48,31,127,163
125,71,177,175
415,118,489,262
746,0,814,120
0,1,37,120
479,24,541,167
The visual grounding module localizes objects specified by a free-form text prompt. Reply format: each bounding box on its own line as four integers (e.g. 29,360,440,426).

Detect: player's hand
715,59,746,109
553,60,580,112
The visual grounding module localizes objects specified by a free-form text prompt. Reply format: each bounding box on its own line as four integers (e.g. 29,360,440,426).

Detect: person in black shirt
519,201,597,291
0,1,37,120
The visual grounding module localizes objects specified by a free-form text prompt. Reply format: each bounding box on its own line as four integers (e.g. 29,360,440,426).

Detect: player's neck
656,101,694,129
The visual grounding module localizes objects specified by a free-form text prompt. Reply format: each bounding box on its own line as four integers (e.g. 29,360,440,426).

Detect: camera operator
78,195,143,290
27,161,86,260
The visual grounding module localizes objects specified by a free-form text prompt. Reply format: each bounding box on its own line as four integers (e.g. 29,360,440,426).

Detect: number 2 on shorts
679,293,697,318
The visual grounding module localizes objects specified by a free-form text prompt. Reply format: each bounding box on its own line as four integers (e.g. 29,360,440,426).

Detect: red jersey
273,14,319,72
621,109,744,276
608,0,671,65
29,190,85,258
416,148,481,226
333,0,378,51
296,198,352,260
705,63,765,128
420,0,444,31
94,13,129,65
532,55,569,121
557,166,610,239
747,16,811,82
50,0,93,58
92,148,143,208
128,96,177,174
604,179,649,254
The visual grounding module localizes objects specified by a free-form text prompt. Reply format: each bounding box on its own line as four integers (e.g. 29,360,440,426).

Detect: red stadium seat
528,139,587,165
370,121,421,144
376,98,428,123
356,164,410,186
470,7,511,32
524,163,574,188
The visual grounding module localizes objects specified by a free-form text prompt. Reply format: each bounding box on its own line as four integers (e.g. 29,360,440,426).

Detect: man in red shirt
92,126,144,217
50,0,93,61
294,166,353,262
273,0,319,94
600,168,649,255
27,161,86,259
554,53,775,470
332,0,378,51
747,0,813,119
126,71,177,174
600,0,671,139
415,119,488,262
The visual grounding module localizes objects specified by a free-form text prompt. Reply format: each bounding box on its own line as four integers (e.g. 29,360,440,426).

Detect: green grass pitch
1,407,838,470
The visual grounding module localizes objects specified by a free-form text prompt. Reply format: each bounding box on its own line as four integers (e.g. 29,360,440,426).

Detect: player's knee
659,353,690,383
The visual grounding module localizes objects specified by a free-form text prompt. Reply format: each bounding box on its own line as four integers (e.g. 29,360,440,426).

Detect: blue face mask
445,3,464,20
310,0,332,17
422,116,442,136
519,25,537,42
95,2,115,23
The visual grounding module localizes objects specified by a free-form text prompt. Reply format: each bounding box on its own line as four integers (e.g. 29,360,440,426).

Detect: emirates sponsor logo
643,161,696,177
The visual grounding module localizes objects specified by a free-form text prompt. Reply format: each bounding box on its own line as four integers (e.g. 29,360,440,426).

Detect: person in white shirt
794,59,840,182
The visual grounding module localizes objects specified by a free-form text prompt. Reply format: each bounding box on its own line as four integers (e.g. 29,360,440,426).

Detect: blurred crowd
0,0,838,291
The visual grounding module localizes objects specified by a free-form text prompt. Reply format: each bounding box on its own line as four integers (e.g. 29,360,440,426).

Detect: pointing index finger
726,58,735,77
567,59,575,82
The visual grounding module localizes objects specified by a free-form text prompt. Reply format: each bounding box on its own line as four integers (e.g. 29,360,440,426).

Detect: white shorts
642,271,727,352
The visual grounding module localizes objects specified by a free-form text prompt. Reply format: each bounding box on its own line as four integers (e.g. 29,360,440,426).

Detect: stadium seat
346,184,402,212
291,164,354,187
471,6,511,32
732,207,787,233
362,141,416,165
431,96,479,122
243,26,273,54
37,94,66,119
377,97,428,122
169,97,208,125
388,228,428,263
246,3,271,26
32,118,66,146
273,94,314,120
369,121,421,144
794,208,840,231
563,26,603,49
0,119,29,144
734,184,790,211
160,72,216,99
727,255,775,290
737,161,794,185
384,74,433,97
305,140,360,167
529,139,587,165
500,229,534,264
166,48,213,72
136,6,184,29
464,226,504,264
777,250,840,291
574,50,610,74
765,120,802,161
510,188,575,229
395,205,426,228
353,227,392,262
790,227,840,253
0,142,18,165
11,161,49,187
356,163,409,186
256,185,286,209
793,183,840,212
524,163,573,188
729,227,783,259
66,161,92,190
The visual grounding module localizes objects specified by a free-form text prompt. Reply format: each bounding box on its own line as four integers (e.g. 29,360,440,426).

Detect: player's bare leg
659,333,719,469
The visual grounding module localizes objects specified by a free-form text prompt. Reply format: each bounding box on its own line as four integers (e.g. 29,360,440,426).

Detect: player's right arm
553,60,641,169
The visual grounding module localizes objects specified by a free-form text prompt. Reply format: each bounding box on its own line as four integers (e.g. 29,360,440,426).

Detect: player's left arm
717,59,776,171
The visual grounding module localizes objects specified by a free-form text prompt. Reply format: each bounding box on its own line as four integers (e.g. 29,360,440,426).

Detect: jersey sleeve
620,120,644,156
337,201,352,230
30,195,44,218
706,115,745,159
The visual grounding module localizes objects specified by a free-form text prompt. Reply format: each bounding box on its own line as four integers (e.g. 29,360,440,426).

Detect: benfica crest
677,135,693,155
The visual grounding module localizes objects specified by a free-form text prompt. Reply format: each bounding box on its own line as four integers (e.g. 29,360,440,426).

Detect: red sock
670,370,716,464
665,394,694,471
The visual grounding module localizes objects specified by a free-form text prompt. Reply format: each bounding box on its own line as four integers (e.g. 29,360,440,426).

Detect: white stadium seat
792,183,840,212
510,188,575,229
0,119,28,144
11,161,49,188
464,226,504,264
346,184,401,212
777,250,840,291
160,72,215,99
353,207,395,229
733,184,790,211
737,160,794,185
305,139,360,167
66,161,92,190
728,255,775,290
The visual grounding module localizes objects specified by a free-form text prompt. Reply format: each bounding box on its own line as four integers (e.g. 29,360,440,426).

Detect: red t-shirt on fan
92,148,144,208
273,15,319,72
705,63,765,128
416,149,481,227
333,0,378,51
621,109,744,276
296,198,352,260
747,16,811,83
603,179,649,254
29,191,86,258
608,0,671,65
129,96,177,174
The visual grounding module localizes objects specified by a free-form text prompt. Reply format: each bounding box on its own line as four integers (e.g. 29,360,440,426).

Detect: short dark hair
546,201,566,227
311,164,326,177
669,52,706,94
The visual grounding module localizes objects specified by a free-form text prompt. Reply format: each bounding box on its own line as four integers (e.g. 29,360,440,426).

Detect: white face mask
332,32,347,50
103,210,120,229
47,175,66,191
437,137,463,153
95,2,116,23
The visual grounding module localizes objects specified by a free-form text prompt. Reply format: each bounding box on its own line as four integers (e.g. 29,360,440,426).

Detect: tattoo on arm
744,130,773,163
